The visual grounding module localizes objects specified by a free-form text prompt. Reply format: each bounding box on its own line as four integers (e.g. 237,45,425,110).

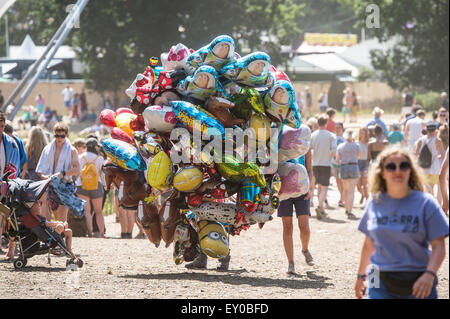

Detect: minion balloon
264,80,301,129
187,35,236,72
197,220,230,259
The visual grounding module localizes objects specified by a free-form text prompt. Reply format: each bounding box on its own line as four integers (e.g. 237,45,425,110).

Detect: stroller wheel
76,259,84,268
13,258,26,270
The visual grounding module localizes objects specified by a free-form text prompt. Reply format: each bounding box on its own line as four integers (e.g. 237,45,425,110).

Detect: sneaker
346,211,357,219
338,201,345,208
302,249,315,266
324,199,332,209
315,208,323,220
287,262,295,275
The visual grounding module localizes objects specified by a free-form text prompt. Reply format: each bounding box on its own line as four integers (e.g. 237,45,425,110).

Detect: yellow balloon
198,220,229,259
173,166,203,192
249,113,271,142
147,151,173,191
115,112,137,137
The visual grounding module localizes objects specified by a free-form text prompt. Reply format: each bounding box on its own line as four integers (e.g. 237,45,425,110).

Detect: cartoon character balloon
264,80,301,129
187,35,236,72
160,43,192,72
176,65,227,101
277,161,309,201
221,51,272,88
278,124,311,162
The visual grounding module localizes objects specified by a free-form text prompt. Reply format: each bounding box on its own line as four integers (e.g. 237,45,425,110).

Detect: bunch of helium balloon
100,35,311,265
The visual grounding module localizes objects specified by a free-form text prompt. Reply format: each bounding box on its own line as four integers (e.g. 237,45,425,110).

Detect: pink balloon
99,109,116,127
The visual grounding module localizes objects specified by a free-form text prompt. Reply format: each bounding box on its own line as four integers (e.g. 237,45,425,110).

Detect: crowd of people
0,112,146,260
0,83,449,299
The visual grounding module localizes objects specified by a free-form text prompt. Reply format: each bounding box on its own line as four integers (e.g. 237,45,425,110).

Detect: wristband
357,274,366,280
423,270,437,278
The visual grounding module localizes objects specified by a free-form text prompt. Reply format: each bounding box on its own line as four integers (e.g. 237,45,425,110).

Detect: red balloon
111,127,134,144
116,107,135,115
129,114,146,131
99,109,116,127
269,65,291,83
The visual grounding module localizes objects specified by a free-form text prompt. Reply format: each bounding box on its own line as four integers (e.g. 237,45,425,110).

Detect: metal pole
5,13,8,57
3,0,87,113
8,0,89,121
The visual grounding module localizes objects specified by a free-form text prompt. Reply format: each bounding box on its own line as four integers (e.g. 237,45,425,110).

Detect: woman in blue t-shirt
355,146,448,299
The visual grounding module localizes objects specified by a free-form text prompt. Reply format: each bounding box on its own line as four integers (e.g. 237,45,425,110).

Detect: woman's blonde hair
26,127,48,161
358,127,369,144
368,145,425,195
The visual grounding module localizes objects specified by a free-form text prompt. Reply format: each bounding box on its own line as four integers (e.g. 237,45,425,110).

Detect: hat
426,121,437,130
372,107,384,115
86,138,100,148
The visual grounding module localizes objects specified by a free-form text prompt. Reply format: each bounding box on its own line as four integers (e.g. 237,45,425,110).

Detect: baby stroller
0,173,83,270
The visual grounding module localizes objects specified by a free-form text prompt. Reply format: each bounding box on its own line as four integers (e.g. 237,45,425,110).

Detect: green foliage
1,0,304,93
357,66,377,82
341,0,449,92
415,91,442,112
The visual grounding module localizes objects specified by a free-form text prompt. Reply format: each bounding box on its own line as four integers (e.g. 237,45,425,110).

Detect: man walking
311,115,337,219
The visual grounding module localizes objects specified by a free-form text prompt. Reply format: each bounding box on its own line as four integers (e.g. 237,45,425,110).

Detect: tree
1,0,305,94
341,0,449,92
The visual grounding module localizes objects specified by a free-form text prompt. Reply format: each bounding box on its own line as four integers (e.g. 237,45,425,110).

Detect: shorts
331,164,340,179
277,194,310,217
426,174,439,185
65,100,71,108
339,163,360,179
313,166,331,186
320,105,327,112
76,182,104,199
358,159,368,177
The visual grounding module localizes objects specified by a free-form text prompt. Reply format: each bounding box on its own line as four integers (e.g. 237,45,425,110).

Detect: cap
426,121,437,130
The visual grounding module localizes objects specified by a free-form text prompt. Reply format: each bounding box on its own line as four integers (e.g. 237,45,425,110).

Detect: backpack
81,155,99,190
418,139,432,169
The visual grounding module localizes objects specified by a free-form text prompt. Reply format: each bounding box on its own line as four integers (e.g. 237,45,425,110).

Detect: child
326,108,336,133
388,122,405,146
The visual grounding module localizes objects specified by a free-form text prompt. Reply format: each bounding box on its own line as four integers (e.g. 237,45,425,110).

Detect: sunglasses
384,161,411,172
54,134,66,139
439,114,447,117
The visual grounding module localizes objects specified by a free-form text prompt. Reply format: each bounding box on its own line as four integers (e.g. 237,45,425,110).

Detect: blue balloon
170,100,225,137
102,139,147,171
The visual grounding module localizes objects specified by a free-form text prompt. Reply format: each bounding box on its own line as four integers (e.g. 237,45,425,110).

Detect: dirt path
1,183,448,299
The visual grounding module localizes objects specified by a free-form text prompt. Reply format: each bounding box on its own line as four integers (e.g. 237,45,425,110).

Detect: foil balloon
147,151,173,191
221,51,271,87
102,139,147,171
205,96,246,127
187,35,236,72
197,220,229,259
278,124,311,162
99,109,116,127
142,105,177,133
111,127,134,144
264,80,301,129
248,113,271,142
133,132,163,158
192,202,273,228
216,153,267,188
115,112,137,137
269,65,290,83
177,65,226,101
172,166,203,192
170,100,225,137
136,201,162,247
239,178,261,214
161,43,192,72
277,161,309,201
